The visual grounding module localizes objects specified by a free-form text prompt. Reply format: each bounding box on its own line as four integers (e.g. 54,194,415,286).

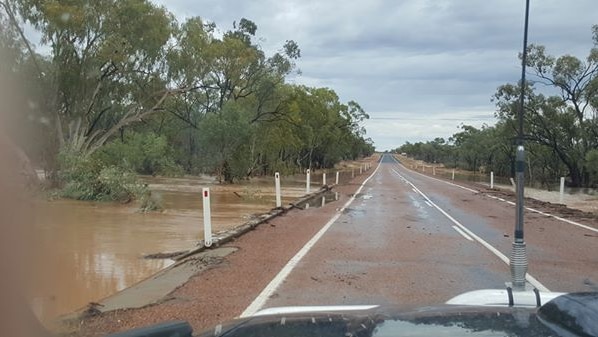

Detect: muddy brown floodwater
30,174,306,327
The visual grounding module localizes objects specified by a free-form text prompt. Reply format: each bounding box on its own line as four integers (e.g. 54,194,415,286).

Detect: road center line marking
452,226,474,241
240,159,383,318
392,157,598,235
391,168,549,292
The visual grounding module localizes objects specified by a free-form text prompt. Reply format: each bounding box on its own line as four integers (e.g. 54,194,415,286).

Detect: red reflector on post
204,190,208,197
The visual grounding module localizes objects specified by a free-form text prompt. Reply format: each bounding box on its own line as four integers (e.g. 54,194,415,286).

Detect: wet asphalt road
259,154,598,310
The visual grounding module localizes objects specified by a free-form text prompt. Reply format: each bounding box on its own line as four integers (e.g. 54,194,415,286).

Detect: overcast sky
154,1,596,150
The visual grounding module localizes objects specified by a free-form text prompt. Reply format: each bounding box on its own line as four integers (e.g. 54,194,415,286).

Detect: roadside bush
96,166,143,202
138,189,164,212
57,150,143,202
97,132,183,176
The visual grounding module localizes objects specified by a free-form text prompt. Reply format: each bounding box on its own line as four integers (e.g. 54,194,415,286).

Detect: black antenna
510,0,530,291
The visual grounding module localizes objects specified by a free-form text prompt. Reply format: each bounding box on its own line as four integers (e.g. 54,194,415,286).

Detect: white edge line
394,156,597,235
452,226,474,241
485,195,598,234
526,206,598,233
239,158,383,317
389,156,479,194
391,169,550,292
424,201,433,208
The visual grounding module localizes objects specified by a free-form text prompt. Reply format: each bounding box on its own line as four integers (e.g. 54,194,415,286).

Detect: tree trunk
569,165,583,187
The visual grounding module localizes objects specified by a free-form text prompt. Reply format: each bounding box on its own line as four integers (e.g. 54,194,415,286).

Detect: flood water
30,174,307,326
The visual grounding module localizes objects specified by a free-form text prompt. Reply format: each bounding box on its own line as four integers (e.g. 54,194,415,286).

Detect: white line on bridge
240,159,383,318
391,168,549,292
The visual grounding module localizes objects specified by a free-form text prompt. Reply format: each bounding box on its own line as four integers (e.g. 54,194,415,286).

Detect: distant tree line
0,0,374,201
394,26,598,188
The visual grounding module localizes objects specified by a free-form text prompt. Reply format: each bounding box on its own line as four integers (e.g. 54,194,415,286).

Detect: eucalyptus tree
2,0,374,193
9,0,182,159
494,26,598,187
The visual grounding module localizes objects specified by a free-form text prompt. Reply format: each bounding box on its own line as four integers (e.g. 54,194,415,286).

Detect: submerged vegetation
0,0,374,203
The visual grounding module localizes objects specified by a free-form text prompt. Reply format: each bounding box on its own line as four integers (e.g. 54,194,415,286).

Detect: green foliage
96,166,143,201
98,132,182,176
138,189,163,212
4,1,374,198
586,149,598,185
57,150,142,202
398,25,598,188
196,101,252,182
494,30,598,187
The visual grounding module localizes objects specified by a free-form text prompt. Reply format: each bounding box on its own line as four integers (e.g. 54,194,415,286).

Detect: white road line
393,156,598,235
389,156,478,193
527,207,598,233
391,169,550,292
240,159,383,317
424,201,433,208
452,226,474,241
485,195,598,234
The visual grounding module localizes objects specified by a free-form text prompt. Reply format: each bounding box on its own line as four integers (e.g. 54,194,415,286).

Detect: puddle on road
342,207,367,217
30,175,305,326
408,194,430,220
302,190,339,209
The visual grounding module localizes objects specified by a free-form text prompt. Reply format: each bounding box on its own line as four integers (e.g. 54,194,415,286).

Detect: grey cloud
152,0,597,150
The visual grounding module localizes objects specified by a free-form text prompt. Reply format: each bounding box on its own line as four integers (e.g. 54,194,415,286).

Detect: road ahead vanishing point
243,154,598,315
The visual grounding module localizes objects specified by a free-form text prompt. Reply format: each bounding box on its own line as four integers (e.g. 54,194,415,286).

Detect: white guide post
306,169,311,193
433,167,436,176
490,171,494,189
335,171,339,185
322,173,326,186
202,188,212,247
359,165,363,175
559,177,565,204
275,172,282,208
452,169,455,180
